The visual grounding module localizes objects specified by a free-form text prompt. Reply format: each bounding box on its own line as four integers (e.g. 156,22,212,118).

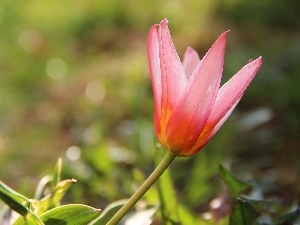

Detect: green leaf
156,150,181,225
218,165,252,198
276,207,300,225
34,204,100,225
229,198,259,225
32,179,77,215
157,169,181,225
91,199,127,225
0,180,31,217
0,180,44,225
51,158,62,189
12,214,44,225
34,159,63,201
33,176,52,200
177,205,211,225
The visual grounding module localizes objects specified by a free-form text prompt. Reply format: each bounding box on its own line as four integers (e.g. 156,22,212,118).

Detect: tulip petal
182,47,201,78
147,23,162,135
159,19,187,112
156,19,188,145
189,57,263,155
209,96,241,137
189,96,241,155
165,31,229,155
208,57,262,127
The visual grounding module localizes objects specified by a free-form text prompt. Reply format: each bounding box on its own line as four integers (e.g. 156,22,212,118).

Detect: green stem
106,151,176,225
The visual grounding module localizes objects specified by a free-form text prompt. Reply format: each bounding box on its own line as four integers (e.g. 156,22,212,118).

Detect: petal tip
246,56,263,67
185,46,195,54
220,30,230,38
160,18,169,26
211,30,230,49
251,56,263,66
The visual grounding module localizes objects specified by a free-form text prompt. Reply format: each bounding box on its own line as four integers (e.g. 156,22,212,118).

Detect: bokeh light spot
66,146,81,161
46,57,68,80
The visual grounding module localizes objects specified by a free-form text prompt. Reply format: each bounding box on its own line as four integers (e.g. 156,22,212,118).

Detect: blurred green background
0,0,299,222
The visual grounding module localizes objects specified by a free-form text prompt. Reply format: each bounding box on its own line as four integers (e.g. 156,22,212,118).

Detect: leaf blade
90,199,126,225
218,165,252,198
0,180,44,225
229,198,259,225
40,204,101,225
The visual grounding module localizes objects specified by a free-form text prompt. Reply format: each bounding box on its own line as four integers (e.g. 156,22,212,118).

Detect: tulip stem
106,151,176,225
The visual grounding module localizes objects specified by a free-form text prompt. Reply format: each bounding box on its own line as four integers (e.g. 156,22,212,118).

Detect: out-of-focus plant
1,14,299,225
0,159,101,225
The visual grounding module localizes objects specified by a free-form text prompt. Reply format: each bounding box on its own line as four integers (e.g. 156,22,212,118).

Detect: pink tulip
147,19,262,156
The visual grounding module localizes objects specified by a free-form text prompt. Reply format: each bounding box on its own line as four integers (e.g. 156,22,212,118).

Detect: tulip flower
107,19,262,225
147,19,262,156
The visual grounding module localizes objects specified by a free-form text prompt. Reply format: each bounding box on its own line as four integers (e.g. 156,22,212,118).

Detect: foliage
0,0,299,224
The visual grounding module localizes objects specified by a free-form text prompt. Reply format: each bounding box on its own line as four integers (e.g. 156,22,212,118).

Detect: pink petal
189,57,263,155
158,19,187,113
210,96,241,137
182,47,201,78
189,96,241,155
147,23,162,134
207,57,263,128
165,31,229,154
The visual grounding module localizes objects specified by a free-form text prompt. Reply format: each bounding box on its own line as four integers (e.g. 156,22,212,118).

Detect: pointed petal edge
147,23,162,135
165,31,229,154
